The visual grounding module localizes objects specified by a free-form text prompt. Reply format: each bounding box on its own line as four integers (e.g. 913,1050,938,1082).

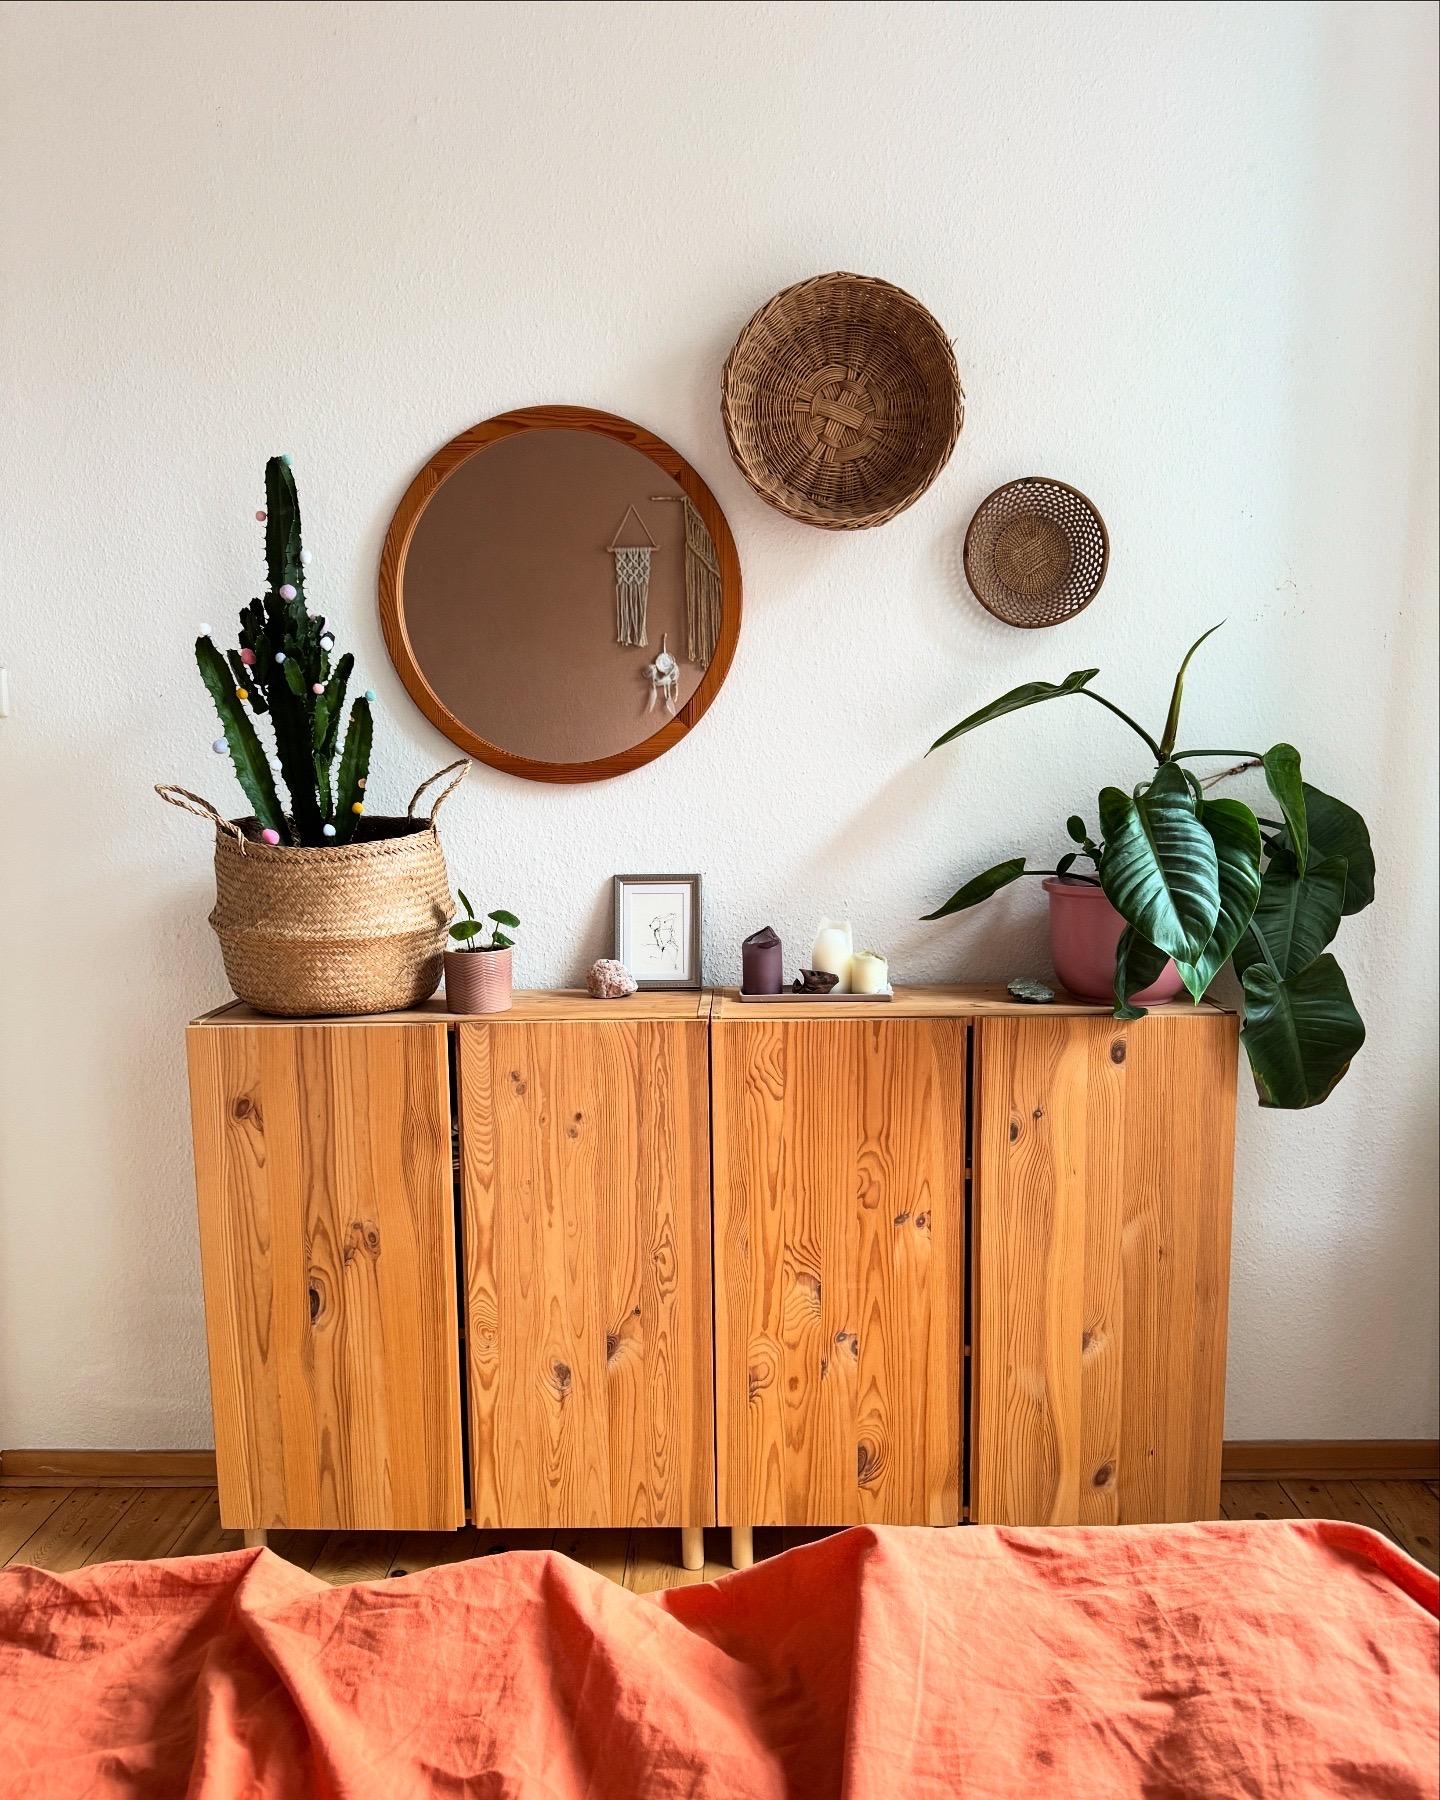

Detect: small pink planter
444,947,512,1013
1043,877,1184,1005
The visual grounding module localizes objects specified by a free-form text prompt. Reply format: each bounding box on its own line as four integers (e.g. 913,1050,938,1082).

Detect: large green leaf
1112,927,1173,1020
1240,953,1365,1108
1232,851,1347,981
264,455,303,599
1301,784,1374,915
928,670,1098,753
1174,797,1262,999
1098,762,1219,962
1158,623,1223,758
195,636,284,834
332,696,372,843
921,857,1028,919
1262,744,1308,876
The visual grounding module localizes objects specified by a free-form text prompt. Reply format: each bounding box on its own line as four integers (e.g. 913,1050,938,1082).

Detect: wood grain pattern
84,1488,212,1564
712,1017,965,1527
378,407,742,785
972,1013,1237,1526
0,1488,65,1561
1219,1480,1301,1521
458,1018,714,1528
7,1487,139,1570
1358,1480,1440,1571
0,1449,218,1487
186,1023,463,1532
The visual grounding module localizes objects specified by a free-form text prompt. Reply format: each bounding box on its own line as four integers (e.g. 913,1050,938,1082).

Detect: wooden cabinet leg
680,1526,704,1572
243,1528,268,1550
730,1526,753,1570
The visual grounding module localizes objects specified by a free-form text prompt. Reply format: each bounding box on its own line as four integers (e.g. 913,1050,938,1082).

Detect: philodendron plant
924,626,1373,1109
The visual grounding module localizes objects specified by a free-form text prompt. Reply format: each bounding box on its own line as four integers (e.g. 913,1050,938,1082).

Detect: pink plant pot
444,947,512,1014
1042,877,1184,1005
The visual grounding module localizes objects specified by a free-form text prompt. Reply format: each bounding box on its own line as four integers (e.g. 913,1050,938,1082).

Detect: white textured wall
2,0,1435,1448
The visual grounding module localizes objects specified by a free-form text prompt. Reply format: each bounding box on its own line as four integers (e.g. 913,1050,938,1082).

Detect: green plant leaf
332,696,372,844
313,652,353,757
457,888,476,922
1098,762,1219,961
1112,927,1173,1020
1056,851,1078,877
489,931,514,950
489,909,520,928
1262,744,1308,877
1159,622,1223,758
195,636,284,834
1300,784,1374,915
449,919,482,943
1240,953,1365,1108
264,455,303,598
1174,797,1262,999
928,670,1099,753
1231,851,1347,981
921,857,1028,920
1066,815,1088,843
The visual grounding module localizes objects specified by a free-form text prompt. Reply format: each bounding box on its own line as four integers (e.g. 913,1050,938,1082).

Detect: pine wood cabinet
186,988,1237,1555
456,998,714,1530
711,1009,965,1528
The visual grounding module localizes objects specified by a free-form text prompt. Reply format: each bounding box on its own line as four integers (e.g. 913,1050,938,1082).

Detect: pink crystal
587,958,637,999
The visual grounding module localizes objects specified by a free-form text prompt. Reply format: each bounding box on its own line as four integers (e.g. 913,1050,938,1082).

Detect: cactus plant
198,457,373,846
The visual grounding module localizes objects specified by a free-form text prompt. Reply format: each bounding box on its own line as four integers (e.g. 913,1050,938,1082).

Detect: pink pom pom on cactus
279,583,297,601
311,682,325,695
259,828,281,846
255,510,267,522
238,647,256,666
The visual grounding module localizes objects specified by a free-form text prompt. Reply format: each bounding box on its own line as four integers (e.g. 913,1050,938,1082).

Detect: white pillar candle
850,950,889,994
810,918,853,992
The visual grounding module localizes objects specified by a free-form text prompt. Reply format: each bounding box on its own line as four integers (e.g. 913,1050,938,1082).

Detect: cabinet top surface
192,985,1229,1027
192,990,711,1026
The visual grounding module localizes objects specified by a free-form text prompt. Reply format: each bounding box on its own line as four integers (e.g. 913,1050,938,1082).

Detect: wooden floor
1,1481,1436,1588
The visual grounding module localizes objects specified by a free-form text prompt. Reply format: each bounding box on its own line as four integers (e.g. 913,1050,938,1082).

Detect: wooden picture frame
613,873,702,989
378,407,743,785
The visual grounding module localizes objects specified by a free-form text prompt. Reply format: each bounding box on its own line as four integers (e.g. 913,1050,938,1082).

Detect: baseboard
0,1449,218,1488
4,1441,1436,1491
1221,1440,1440,1482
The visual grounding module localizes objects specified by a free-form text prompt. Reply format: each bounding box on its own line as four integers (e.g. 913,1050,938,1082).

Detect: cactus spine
196,457,373,846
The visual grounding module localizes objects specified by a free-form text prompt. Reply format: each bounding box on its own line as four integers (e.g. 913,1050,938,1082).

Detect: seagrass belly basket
157,761,465,1017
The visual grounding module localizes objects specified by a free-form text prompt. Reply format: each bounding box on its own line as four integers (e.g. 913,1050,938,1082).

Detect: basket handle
155,784,248,849
408,759,470,822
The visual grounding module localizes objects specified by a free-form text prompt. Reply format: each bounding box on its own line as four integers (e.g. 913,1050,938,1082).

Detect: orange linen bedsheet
1,1520,1436,1798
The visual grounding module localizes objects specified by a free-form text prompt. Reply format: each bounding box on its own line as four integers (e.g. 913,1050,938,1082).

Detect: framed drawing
612,874,702,989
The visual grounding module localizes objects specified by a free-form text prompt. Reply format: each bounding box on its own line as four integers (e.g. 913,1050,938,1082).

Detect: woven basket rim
217,815,439,862
721,270,964,531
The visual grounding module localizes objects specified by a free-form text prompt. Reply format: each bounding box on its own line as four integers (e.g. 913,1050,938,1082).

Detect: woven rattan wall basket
963,477,1109,627
721,273,964,530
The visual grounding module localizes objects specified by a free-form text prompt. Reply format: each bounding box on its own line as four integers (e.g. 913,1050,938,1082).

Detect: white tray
735,984,894,1003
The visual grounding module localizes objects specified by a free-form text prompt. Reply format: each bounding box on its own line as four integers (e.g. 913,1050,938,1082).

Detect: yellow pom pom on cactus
235,686,249,701
351,801,364,815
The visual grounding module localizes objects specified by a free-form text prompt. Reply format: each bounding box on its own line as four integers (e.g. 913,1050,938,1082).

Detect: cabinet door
713,1018,966,1527
186,1023,464,1532
457,1019,714,1529
971,1013,1237,1526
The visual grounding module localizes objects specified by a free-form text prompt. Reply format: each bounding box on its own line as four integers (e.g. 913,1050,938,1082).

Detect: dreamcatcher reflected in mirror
608,505,657,647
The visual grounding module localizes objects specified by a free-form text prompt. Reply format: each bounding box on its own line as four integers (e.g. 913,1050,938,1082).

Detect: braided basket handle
155,784,248,849
408,759,470,822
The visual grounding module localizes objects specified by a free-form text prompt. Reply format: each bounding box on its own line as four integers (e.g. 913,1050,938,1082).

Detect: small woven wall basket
721,272,965,530
156,761,467,1017
963,477,1109,627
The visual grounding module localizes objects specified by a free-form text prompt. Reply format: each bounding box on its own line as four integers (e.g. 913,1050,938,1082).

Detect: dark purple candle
741,926,783,994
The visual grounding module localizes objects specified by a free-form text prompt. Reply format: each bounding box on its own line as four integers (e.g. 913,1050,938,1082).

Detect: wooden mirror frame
379,406,743,783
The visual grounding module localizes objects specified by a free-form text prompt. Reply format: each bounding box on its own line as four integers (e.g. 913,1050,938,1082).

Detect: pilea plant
924,626,1374,1109
198,456,373,846
449,891,521,951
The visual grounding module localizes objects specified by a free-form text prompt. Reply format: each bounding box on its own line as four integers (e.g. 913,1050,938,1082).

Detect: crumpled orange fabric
0,1520,1435,1798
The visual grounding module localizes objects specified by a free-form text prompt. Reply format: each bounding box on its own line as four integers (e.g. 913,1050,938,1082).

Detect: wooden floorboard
3,1482,1436,1587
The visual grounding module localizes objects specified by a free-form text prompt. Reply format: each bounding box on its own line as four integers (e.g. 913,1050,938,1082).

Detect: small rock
1007,977,1055,1004
588,958,637,999
793,968,839,993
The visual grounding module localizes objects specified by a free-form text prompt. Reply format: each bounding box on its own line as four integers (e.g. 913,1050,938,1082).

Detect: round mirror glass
380,408,741,782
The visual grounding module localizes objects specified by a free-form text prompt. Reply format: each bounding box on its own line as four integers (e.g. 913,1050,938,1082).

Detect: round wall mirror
379,407,742,782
